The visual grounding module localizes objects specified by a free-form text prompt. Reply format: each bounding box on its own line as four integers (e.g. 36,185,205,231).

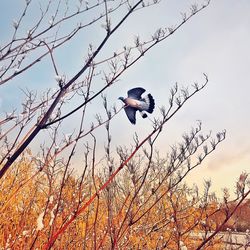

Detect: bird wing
127,87,145,99
124,106,137,124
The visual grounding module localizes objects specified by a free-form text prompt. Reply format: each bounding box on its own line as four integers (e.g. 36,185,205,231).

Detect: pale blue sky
1,0,250,196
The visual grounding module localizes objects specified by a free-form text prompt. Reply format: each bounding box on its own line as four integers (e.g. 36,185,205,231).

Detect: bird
118,87,155,124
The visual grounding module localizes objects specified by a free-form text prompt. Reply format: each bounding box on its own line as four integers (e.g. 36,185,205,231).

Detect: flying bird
118,87,155,124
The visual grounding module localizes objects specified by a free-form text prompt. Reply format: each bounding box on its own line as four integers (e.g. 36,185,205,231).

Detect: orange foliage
0,152,226,249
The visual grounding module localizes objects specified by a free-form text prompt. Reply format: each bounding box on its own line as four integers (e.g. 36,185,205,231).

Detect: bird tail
144,93,155,113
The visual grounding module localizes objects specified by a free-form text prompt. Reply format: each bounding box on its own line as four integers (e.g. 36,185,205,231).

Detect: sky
1,0,250,197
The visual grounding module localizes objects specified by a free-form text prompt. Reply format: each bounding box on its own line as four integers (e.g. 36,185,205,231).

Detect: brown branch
42,75,208,249
0,0,143,180
42,2,211,128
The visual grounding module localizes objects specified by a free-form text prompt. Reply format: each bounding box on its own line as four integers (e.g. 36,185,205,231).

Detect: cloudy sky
1,0,250,196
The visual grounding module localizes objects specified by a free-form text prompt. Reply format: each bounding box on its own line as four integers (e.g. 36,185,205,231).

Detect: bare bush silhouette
1,0,249,249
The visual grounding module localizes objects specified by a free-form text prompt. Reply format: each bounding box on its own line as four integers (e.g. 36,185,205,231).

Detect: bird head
118,97,125,103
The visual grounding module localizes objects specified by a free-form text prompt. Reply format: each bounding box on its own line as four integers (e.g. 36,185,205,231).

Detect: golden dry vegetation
0,151,228,249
